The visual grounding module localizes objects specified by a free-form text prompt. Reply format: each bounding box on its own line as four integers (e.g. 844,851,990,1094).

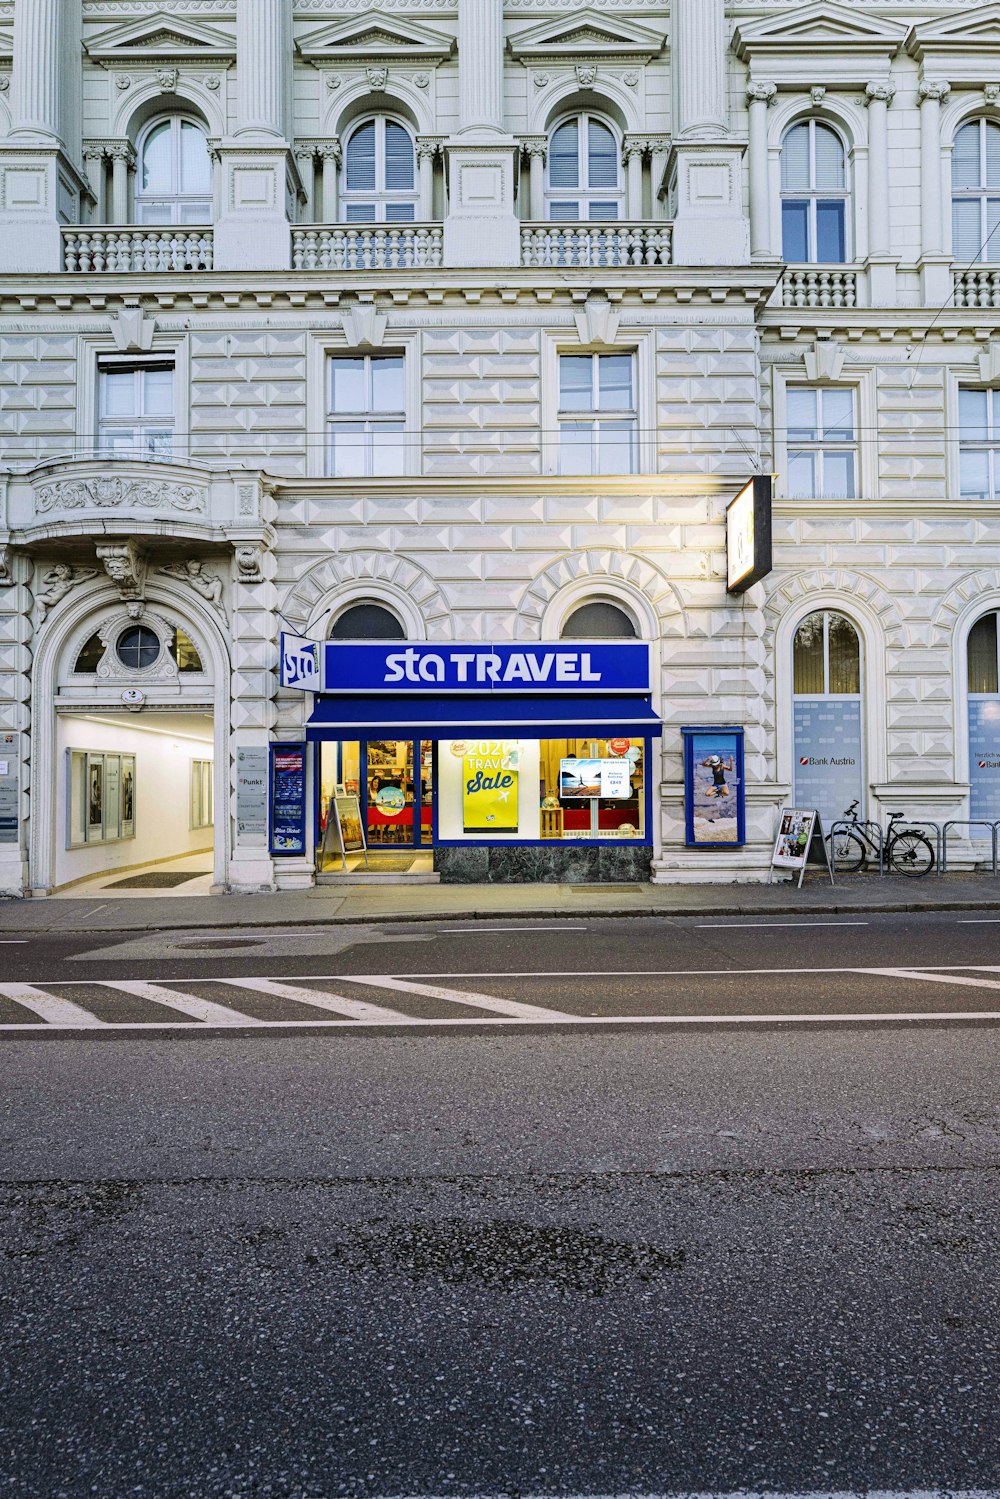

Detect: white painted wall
55,713,214,888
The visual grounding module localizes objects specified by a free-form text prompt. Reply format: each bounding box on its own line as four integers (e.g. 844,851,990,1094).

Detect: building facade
2,0,1000,894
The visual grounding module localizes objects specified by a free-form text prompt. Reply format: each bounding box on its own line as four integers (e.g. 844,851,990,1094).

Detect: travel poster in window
683,728,745,848
462,743,519,834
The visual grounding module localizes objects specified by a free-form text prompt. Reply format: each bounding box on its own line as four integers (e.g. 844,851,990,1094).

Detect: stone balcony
780,264,860,310
0,459,275,579
61,221,672,273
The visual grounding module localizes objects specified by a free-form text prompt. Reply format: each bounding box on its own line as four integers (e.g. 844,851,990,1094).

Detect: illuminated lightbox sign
726,475,773,595
279,633,322,692
319,642,650,695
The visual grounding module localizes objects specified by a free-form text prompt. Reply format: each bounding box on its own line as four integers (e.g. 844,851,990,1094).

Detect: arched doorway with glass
317,602,433,870
792,609,865,826
967,610,1000,822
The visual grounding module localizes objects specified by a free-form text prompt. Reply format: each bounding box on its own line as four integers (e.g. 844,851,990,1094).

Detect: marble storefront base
434,844,653,884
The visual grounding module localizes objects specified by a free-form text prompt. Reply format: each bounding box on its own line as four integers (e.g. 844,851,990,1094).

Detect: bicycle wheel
888,831,935,877
826,829,866,873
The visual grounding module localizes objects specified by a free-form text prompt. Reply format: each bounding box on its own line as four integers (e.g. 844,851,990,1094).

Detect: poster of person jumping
682,727,746,847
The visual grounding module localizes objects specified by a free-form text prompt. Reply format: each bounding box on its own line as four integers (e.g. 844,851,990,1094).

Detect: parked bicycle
827,800,935,877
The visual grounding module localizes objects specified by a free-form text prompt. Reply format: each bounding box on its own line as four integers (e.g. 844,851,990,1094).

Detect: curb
3,894,1000,934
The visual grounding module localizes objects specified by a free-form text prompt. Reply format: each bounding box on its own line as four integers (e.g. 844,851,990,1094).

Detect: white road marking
958,918,1000,923
872,968,1000,993
107,980,258,1026
348,974,577,1022
2,983,106,1027
0,940,28,944
224,977,410,1023
373,1490,1000,1499
2,1009,1000,1034
696,921,869,929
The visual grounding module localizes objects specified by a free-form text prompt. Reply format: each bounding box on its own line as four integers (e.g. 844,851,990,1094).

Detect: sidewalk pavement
2,872,1000,933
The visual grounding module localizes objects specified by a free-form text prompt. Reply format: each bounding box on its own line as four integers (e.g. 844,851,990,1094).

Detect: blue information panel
793,700,863,826
270,742,307,857
321,642,650,695
969,699,1000,821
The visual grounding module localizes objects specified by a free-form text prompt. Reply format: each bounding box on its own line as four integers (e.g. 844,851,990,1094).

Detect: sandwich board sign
768,806,834,888
319,791,369,873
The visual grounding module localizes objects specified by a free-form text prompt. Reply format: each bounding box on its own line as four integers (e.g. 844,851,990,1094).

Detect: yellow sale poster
462,744,519,833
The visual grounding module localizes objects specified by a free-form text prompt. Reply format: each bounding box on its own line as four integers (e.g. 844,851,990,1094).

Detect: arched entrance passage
31,585,231,895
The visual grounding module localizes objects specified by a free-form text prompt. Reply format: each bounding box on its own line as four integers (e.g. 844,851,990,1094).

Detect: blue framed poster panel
683,727,746,848
269,742,308,856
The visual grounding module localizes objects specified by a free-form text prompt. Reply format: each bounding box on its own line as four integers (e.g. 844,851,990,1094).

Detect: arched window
342,118,416,222
967,611,1000,821
329,603,406,640
547,114,622,221
135,116,212,224
792,610,863,822
781,121,847,263
953,119,1000,263
73,634,105,672
561,601,637,639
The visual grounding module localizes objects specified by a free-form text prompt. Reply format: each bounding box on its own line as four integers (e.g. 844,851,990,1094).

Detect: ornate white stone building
1,0,1000,895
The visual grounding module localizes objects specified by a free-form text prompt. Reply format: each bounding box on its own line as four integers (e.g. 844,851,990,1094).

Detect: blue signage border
682,726,746,849
320,642,650,695
269,742,308,857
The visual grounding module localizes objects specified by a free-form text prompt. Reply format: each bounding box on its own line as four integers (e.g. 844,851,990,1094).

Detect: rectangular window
97,363,174,460
191,759,214,831
558,352,637,475
786,386,857,499
959,387,1000,499
436,736,647,843
67,750,136,848
327,354,405,478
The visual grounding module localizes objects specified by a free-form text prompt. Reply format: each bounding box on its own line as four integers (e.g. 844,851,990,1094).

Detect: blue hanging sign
269,742,308,856
280,633,322,692
320,642,650,695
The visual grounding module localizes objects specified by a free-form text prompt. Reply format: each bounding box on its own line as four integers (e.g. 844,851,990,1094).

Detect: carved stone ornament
115,74,132,91
234,545,264,584
96,539,148,606
341,303,388,349
413,72,430,88
326,73,342,90
803,338,845,383
366,66,388,89
919,80,951,105
978,337,1000,383
35,478,206,515
160,559,227,621
0,75,9,93
574,298,620,348
35,564,99,622
156,67,179,90
622,71,640,88
746,81,777,106
533,72,550,88
810,86,826,105
576,64,597,88
865,80,896,107
111,309,157,353
205,74,221,90
94,610,181,684
0,547,12,586
985,84,1000,107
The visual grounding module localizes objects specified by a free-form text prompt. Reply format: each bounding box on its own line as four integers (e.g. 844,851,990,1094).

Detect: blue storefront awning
306,694,662,742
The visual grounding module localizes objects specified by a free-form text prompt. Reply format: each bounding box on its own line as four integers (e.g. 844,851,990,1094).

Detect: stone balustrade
291,224,444,271
520,222,672,268
952,268,1000,308
62,227,214,273
781,266,859,309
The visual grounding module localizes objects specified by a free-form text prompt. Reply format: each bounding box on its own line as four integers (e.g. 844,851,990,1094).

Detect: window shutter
587,120,618,190
346,122,377,192
953,123,982,190
813,125,845,192
953,197,982,262
384,122,414,192
986,121,1000,189
781,124,810,191
549,121,580,189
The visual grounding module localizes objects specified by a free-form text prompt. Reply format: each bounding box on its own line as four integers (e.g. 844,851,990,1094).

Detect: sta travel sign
280,636,650,694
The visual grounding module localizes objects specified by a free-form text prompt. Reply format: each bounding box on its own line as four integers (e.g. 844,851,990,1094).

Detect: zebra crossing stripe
871,968,1000,992
2,983,106,1028
107,980,257,1026
224,978,410,1023
348,975,576,1022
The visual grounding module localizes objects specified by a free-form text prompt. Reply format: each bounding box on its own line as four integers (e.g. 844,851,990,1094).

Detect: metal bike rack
941,819,1000,877
828,818,884,877
888,819,944,876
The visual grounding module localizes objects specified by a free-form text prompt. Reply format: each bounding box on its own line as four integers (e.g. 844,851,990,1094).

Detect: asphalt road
2,911,1000,1498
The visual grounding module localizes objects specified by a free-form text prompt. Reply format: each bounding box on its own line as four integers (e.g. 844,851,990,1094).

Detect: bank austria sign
280,636,650,695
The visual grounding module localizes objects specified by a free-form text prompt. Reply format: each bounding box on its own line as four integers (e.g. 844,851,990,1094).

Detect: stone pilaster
214,0,293,270
918,78,952,303
865,80,897,306
668,0,749,265
444,0,520,266
0,0,84,271
746,82,777,259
